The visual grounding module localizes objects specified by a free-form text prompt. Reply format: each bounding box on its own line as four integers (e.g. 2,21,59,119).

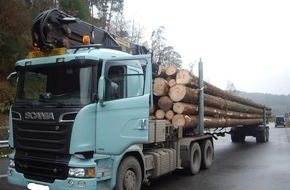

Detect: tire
116,156,142,190
265,127,269,142
231,129,245,143
188,142,201,175
256,128,267,143
200,139,214,169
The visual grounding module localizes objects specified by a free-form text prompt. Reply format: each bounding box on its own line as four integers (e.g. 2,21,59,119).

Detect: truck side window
104,60,145,101
105,66,124,101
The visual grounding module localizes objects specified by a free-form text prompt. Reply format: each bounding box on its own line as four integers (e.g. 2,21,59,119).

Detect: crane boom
32,9,148,55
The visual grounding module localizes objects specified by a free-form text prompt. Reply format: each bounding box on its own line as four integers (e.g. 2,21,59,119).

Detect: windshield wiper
39,99,66,108
14,101,34,107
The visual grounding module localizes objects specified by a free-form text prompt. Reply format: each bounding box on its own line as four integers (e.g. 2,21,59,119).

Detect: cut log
165,110,175,121
176,69,198,87
172,114,198,129
158,96,173,112
168,84,198,103
204,94,264,114
155,109,165,119
166,66,179,77
157,65,167,78
172,115,264,129
173,102,199,115
153,78,169,96
168,78,176,87
176,68,270,110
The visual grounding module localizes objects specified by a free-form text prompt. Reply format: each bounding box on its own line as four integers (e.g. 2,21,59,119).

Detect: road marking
0,174,8,178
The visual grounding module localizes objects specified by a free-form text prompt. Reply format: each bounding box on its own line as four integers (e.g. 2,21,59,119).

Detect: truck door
96,55,152,155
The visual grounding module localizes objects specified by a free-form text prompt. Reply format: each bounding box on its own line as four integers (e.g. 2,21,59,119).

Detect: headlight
68,167,95,178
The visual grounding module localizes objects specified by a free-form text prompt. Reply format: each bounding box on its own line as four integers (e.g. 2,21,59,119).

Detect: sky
124,0,290,95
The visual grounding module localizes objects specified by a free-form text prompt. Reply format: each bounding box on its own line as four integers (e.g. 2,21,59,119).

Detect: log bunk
152,66,272,130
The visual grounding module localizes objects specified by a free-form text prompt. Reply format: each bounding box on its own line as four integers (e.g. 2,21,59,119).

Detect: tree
226,81,237,92
151,26,182,67
161,46,182,68
0,0,32,74
91,0,124,30
110,13,130,38
151,26,166,63
59,0,90,21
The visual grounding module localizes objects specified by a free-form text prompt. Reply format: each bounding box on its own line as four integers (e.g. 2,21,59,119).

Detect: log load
151,65,272,130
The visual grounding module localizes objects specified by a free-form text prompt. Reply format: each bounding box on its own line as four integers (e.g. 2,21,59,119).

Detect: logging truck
7,9,271,190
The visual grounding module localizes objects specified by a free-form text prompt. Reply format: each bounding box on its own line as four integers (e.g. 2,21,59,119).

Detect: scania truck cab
8,43,157,189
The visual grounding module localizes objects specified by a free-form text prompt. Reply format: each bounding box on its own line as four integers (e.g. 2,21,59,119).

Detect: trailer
7,9,271,190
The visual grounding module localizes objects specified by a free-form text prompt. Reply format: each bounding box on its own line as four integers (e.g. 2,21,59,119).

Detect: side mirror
98,76,105,106
7,72,17,80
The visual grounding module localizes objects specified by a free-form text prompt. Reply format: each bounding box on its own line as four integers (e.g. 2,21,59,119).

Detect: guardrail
0,140,9,148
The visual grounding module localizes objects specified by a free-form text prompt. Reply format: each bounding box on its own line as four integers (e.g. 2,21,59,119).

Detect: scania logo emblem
25,112,55,120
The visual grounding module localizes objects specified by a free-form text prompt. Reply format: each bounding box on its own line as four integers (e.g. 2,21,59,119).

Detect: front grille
15,150,70,182
13,122,71,153
12,108,77,181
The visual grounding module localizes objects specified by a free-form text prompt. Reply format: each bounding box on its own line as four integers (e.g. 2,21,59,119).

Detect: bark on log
175,68,270,110
173,102,264,119
158,96,173,112
204,93,264,114
172,114,198,129
153,78,169,96
168,84,198,103
173,102,199,115
172,114,264,129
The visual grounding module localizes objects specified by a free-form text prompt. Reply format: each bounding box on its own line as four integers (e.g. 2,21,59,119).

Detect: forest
0,0,182,77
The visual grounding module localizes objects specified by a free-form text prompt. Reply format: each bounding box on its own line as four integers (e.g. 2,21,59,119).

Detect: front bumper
8,167,100,190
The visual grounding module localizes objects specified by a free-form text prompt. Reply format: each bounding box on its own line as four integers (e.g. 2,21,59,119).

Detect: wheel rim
124,169,136,190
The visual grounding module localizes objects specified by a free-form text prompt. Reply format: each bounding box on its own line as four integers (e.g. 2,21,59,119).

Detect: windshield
15,64,93,106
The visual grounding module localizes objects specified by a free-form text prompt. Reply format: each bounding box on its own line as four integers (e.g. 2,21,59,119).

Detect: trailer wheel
231,128,245,143
201,139,213,169
188,142,201,175
256,128,267,143
116,156,142,190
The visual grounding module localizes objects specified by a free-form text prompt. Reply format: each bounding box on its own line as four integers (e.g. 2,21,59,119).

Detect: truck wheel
201,139,213,169
116,156,142,190
265,127,269,142
256,128,267,143
188,142,201,175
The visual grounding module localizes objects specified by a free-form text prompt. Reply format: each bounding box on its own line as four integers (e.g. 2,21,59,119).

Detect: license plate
27,183,49,190
28,48,66,58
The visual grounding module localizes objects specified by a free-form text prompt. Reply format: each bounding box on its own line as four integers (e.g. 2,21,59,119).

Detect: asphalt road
1,123,290,190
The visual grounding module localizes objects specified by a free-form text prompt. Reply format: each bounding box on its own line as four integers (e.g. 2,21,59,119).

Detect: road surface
1,123,290,190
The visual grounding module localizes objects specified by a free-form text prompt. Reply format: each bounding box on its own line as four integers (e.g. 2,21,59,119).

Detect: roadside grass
0,115,9,158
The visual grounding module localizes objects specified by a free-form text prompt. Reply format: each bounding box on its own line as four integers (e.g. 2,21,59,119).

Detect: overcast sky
124,0,290,95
